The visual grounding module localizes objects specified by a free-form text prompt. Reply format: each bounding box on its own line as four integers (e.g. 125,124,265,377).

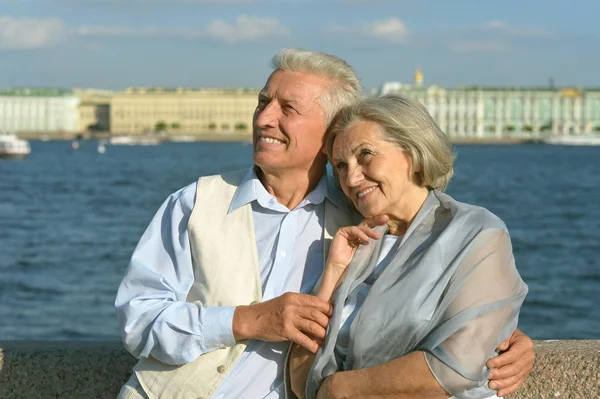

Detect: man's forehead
261,70,326,100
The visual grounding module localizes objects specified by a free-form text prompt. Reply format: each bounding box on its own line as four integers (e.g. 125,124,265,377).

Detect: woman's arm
316,351,449,399
289,263,350,397
289,217,388,398
316,228,527,399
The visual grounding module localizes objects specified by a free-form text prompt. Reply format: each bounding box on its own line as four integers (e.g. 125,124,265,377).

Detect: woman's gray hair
271,48,361,124
326,94,455,191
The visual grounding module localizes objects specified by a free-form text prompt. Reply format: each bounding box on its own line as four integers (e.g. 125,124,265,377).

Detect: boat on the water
0,133,31,159
542,134,600,146
109,135,160,146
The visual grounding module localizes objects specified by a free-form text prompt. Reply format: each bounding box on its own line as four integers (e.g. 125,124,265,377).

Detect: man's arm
315,335,535,399
316,351,449,399
487,328,535,396
115,184,236,365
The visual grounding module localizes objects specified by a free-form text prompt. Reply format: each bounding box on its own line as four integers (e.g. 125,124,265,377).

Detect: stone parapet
0,340,598,398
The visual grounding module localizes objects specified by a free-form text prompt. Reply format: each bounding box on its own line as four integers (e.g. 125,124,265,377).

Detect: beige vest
134,169,358,399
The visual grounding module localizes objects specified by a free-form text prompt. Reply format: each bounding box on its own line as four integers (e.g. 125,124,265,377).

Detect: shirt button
280,250,287,258
217,365,227,374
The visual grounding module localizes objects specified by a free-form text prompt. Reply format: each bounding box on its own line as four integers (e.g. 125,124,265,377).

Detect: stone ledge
0,340,598,398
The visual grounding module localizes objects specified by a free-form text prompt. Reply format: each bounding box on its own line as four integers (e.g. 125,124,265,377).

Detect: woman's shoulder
435,191,508,233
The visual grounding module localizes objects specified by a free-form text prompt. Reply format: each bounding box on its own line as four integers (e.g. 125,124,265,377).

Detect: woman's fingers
341,226,372,245
355,215,389,240
361,214,390,228
336,214,391,247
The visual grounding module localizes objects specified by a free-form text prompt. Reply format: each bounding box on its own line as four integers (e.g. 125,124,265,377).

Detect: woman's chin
357,206,380,219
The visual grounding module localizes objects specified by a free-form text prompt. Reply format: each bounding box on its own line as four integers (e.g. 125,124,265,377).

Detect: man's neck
256,164,326,210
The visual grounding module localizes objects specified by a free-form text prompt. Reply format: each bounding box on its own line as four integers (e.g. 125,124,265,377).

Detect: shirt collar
324,166,351,213
228,166,351,213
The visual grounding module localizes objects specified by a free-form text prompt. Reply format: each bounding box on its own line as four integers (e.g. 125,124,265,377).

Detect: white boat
169,135,197,143
109,135,160,146
543,134,600,146
0,133,31,159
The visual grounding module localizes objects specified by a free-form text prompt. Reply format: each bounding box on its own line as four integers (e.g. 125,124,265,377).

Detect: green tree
594,125,600,132
208,122,217,130
155,121,168,131
524,125,533,132
235,122,248,131
171,122,180,130
505,125,515,132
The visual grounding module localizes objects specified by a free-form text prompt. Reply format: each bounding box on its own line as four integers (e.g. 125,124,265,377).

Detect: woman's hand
327,215,389,272
317,215,389,302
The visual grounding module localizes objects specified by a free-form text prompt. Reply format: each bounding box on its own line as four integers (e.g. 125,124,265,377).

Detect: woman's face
331,120,420,218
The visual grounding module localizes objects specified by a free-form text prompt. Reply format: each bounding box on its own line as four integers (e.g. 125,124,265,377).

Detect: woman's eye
360,150,372,158
336,162,347,170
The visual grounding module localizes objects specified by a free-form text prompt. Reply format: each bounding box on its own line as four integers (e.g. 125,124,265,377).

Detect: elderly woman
288,94,528,399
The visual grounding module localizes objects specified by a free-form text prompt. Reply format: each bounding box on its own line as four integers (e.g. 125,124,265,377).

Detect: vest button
217,365,227,374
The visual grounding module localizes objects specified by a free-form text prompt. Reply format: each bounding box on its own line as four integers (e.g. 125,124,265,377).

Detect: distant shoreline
17,132,537,145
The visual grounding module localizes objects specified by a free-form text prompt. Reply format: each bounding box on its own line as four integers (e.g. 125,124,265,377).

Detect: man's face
253,69,329,175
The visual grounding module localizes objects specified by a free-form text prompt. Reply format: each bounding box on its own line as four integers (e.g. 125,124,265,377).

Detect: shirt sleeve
421,228,528,399
115,182,237,366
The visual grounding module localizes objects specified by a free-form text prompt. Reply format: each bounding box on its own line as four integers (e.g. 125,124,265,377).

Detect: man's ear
320,137,329,155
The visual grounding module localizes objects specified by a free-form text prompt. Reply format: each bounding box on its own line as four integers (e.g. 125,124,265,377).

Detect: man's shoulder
164,181,198,212
198,168,248,187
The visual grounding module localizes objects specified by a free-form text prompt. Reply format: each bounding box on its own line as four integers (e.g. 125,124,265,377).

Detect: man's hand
232,293,333,353
487,328,535,397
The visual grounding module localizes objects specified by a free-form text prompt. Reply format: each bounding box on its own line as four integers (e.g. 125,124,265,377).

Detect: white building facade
0,89,80,134
380,83,600,138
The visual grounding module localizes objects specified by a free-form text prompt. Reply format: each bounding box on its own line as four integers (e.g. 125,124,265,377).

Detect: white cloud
363,17,407,43
74,25,205,38
74,16,290,44
205,16,290,43
0,16,67,51
485,20,552,38
448,41,507,53
325,17,408,44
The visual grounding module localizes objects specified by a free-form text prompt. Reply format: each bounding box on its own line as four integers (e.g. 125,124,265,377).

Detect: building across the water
0,88,80,134
73,88,113,134
0,86,260,138
379,71,600,138
109,87,259,136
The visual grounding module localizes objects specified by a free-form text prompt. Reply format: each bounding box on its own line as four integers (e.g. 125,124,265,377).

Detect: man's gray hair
326,94,455,191
271,48,361,124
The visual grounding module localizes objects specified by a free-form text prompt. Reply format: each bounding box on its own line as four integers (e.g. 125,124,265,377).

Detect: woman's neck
386,187,430,236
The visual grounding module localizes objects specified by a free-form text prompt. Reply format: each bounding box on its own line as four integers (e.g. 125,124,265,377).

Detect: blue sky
1,0,598,92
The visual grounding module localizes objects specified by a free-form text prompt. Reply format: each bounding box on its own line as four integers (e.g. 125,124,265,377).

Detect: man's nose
255,101,279,129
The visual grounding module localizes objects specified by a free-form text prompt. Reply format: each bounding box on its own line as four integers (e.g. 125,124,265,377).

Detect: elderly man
116,49,534,399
